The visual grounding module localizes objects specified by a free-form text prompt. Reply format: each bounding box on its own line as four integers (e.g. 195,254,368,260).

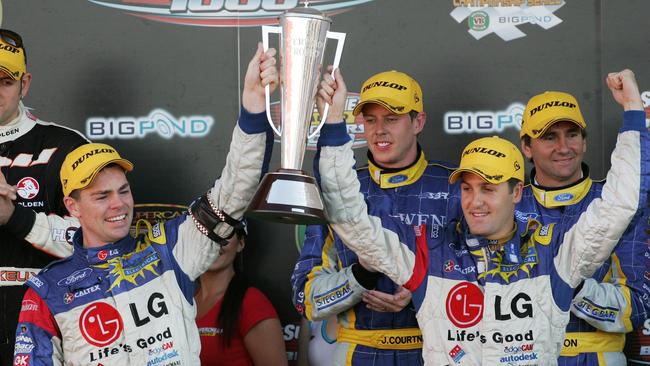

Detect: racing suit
0,103,87,366
10,107,273,366
291,124,457,365
316,110,648,365
516,164,649,365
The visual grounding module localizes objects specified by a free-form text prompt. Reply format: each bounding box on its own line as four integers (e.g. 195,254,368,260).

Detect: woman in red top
195,221,288,365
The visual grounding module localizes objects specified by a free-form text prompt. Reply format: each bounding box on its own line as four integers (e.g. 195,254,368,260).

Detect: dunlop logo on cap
529,100,576,117
462,146,506,158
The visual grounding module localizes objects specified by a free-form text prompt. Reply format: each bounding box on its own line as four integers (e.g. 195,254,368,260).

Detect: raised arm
556,69,649,288
315,69,420,287
173,44,278,280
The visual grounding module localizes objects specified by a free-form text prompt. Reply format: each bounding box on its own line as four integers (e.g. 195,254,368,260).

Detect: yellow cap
60,143,134,196
352,70,423,116
449,136,524,184
0,37,25,80
520,91,586,138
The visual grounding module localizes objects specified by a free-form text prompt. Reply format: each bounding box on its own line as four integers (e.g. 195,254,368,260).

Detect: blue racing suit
10,108,273,366
291,125,457,365
516,164,649,365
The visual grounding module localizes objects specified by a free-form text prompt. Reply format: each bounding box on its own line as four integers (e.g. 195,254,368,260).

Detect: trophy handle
307,31,347,140
262,25,283,136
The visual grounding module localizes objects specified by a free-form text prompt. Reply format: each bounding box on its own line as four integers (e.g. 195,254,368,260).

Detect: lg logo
445,282,533,328
79,302,124,347
446,282,484,328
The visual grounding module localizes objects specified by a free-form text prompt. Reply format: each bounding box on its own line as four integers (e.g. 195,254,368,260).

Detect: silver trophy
246,7,346,224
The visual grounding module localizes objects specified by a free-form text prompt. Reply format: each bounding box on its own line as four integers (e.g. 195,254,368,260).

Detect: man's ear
413,111,426,134
512,181,524,204
20,73,32,99
520,139,533,160
63,196,81,218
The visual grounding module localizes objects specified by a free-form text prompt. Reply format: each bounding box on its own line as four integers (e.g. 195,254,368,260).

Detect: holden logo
16,177,39,199
446,282,484,328
79,302,124,347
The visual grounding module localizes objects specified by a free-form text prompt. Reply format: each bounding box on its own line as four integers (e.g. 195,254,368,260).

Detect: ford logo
553,193,574,202
388,175,408,184
57,268,93,286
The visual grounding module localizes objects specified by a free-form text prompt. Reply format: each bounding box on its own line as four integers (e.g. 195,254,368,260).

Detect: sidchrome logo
88,0,374,27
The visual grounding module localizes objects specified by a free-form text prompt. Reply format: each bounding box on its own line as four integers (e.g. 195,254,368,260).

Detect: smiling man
1,44,278,366
516,85,649,365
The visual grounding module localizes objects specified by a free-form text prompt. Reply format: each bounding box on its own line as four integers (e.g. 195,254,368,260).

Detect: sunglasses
0,29,23,49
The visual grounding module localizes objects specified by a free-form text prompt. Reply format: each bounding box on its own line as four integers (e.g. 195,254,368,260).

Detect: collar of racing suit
0,101,37,144
530,163,592,208
366,145,427,188
71,227,138,266
454,218,538,269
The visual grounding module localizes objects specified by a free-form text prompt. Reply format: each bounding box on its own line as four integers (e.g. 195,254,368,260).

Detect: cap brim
532,117,586,138
0,65,22,80
352,98,409,116
74,158,134,193
449,166,510,185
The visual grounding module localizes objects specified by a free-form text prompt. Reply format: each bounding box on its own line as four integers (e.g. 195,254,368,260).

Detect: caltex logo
444,259,455,272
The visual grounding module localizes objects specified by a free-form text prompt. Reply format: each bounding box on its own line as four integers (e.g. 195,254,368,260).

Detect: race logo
86,109,213,140
642,90,650,128
130,203,187,235
16,177,39,199
87,0,374,27
270,93,367,150
450,0,565,41
446,281,484,328
480,245,537,282
444,103,524,134
95,243,161,291
79,302,124,347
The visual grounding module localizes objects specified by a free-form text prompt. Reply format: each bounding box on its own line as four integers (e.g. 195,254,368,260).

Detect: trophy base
246,169,328,225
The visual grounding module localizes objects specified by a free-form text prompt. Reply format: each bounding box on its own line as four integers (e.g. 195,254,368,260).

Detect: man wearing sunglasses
0,29,88,366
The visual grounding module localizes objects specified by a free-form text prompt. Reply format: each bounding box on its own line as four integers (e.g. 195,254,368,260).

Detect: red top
197,287,279,366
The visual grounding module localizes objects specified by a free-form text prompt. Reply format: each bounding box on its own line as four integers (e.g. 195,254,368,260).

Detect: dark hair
408,110,419,120
217,231,249,348
507,178,521,193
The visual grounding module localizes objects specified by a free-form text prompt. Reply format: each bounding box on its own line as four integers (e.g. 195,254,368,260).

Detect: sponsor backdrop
3,0,649,363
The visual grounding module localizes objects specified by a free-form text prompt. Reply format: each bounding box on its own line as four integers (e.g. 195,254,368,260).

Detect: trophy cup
246,7,346,224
